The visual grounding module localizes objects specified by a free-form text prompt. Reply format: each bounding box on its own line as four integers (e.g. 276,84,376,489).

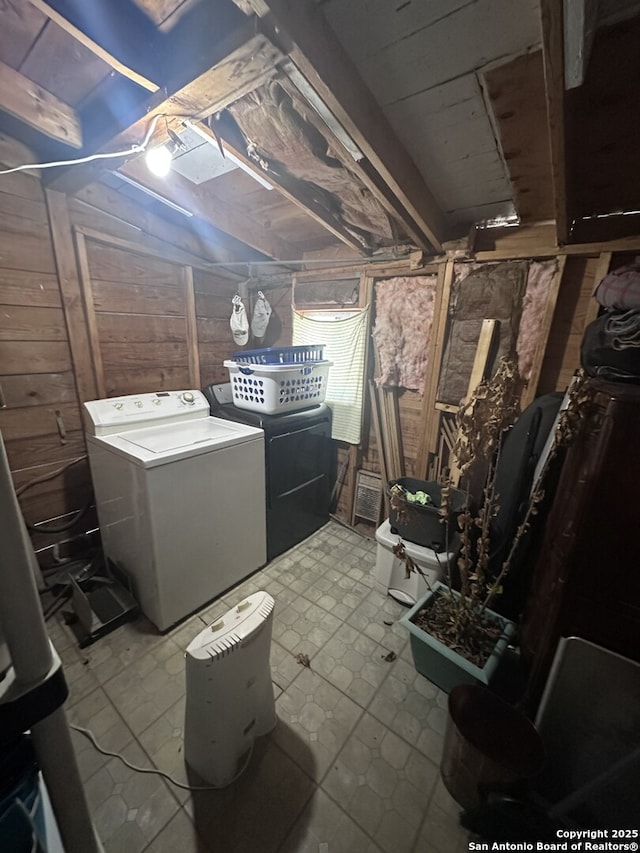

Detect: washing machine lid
91,416,263,467
186,592,275,661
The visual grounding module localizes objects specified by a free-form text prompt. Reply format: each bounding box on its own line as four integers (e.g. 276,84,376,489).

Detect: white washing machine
84,390,266,631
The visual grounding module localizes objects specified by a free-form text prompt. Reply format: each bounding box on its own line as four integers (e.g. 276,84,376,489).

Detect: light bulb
145,144,172,177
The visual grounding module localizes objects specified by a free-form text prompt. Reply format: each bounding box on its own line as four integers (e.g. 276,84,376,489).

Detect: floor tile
143,808,211,852
135,695,190,804
271,666,363,781
68,689,135,782
84,741,179,852
51,521,462,853
78,616,169,685
412,778,469,853
184,739,314,853
368,656,448,764
322,713,439,853
271,639,308,692
103,641,185,736
57,641,101,707
347,589,410,653
312,623,396,707
279,788,383,853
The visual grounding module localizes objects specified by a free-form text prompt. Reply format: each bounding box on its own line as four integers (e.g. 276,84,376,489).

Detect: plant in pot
395,360,590,694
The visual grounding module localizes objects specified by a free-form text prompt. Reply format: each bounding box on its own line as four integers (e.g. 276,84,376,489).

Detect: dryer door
267,420,333,559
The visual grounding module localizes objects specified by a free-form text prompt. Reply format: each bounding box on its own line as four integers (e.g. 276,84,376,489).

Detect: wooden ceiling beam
0,59,81,148
540,0,569,244
44,18,283,196
119,158,299,261
197,120,370,255
229,0,447,253
28,0,161,92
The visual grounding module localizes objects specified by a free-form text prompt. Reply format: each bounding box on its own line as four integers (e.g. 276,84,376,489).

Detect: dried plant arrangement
396,362,593,668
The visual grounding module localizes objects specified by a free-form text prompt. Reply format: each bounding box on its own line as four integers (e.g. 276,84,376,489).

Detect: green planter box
399,582,516,693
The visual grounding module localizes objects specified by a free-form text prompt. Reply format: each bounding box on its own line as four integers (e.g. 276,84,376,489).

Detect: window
292,307,370,444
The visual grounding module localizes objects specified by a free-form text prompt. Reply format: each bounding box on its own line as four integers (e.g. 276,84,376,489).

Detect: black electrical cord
15,456,95,534
26,496,94,535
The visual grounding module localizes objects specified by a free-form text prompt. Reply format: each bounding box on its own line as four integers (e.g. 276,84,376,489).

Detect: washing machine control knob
114,402,123,410
135,400,143,408
153,398,161,405
182,391,195,405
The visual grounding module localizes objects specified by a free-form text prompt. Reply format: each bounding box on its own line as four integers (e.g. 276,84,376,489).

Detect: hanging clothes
230,294,249,347
251,291,272,340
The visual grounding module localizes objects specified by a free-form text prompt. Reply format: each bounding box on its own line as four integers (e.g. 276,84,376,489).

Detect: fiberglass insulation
516,260,557,380
437,261,528,405
373,275,438,394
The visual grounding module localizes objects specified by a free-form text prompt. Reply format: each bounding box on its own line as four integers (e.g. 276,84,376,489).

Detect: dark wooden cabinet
521,379,640,706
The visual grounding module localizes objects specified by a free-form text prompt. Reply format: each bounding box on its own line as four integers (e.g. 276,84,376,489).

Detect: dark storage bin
387,477,467,551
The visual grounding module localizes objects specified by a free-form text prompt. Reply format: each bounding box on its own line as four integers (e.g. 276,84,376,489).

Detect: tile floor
49,521,471,853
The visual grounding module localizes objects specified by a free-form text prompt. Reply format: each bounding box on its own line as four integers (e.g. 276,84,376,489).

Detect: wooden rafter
28,0,160,92
119,159,298,261
276,78,430,253
195,121,369,255
540,0,569,244
229,0,446,253
44,18,284,196
0,60,81,148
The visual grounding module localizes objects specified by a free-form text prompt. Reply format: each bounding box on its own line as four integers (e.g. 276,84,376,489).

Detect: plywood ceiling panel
322,0,541,107
0,1,47,68
317,0,472,64
483,50,555,223
385,75,513,219
317,0,540,228
19,21,112,107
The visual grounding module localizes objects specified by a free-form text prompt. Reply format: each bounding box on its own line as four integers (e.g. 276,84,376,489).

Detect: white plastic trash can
374,519,455,605
184,591,276,787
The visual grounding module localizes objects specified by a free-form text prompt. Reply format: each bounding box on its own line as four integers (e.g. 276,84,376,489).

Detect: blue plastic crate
232,345,325,365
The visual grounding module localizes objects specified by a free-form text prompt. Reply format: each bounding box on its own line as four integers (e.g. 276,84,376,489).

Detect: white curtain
292,307,370,444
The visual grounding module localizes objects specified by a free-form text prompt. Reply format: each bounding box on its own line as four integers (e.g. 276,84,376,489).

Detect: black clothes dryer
203,386,333,561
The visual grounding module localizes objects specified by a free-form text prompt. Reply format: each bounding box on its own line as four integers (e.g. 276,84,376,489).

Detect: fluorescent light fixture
282,60,364,163
113,172,194,217
184,120,274,190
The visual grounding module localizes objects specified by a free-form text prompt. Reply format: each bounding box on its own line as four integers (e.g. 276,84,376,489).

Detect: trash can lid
375,518,456,565
186,591,274,661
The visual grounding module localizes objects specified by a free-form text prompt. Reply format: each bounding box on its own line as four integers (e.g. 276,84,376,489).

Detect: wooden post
583,251,611,329
73,230,105,399
449,319,499,486
416,259,454,479
521,255,567,409
45,190,99,402
182,266,201,390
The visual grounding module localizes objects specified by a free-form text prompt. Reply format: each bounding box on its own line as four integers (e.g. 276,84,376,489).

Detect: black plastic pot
387,477,467,551
440,684,545,810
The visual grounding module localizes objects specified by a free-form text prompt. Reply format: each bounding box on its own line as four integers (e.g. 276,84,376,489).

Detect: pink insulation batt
373,275,438,394
517,260,557,380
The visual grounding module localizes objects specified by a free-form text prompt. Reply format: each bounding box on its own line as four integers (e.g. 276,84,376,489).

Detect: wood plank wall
0,167,91,543
0,158,289,548
1,140,637,542
325,237,640,525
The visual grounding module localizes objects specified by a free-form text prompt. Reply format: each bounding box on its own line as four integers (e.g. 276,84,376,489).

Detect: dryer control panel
84,390,209,436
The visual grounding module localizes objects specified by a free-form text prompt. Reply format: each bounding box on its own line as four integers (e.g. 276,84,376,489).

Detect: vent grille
353,470,382,523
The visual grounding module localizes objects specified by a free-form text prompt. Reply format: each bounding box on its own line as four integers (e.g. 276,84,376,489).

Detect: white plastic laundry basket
224,359,332,414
